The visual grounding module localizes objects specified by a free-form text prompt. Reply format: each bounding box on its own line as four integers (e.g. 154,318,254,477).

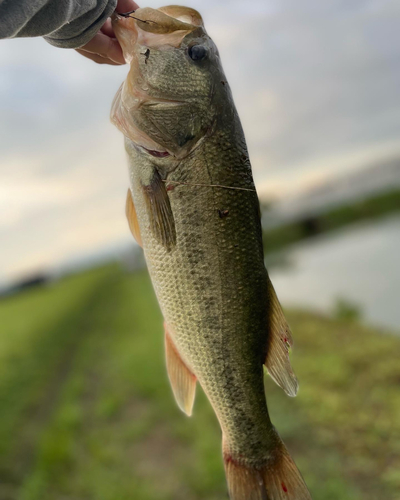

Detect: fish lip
111,12,139,62
111,8,199,52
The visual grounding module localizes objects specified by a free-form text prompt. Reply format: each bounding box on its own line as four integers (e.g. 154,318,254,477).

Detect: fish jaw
111,7,201,61
157,6,204,27
111,14,138,63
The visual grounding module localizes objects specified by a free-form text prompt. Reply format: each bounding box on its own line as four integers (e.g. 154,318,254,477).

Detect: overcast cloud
1,0,400,283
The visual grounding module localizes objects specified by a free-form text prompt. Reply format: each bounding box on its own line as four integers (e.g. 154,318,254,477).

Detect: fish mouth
112,6,203,58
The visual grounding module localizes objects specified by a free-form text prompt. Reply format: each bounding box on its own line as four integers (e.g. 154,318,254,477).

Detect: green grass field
1,265,399,500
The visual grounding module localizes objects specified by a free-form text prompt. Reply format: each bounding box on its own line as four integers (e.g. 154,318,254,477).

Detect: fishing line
162,180,256,192
118,11,159,25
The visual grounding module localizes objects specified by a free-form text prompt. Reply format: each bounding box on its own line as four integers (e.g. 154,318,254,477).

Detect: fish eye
188,45,207,61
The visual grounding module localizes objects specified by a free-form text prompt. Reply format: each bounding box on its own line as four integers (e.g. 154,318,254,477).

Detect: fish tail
223,432,312,500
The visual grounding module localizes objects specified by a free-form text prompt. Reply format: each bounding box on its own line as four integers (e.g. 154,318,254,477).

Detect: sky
1,0,400,284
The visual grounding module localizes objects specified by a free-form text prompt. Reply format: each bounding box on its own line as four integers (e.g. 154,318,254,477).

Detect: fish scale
112,6,312,499
128,128,270,449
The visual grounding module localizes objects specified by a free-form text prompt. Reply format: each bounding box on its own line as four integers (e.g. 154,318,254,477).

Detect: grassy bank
263,188,400,253
0,266,399,499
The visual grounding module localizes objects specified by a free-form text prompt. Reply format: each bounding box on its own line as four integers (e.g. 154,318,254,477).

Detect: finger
101,18,115,38
116,0,140,14
76,49,121,65
80,32,125,64
75,49,122,65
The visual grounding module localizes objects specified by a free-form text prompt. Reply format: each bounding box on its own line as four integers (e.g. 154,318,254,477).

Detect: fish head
111,6,223,161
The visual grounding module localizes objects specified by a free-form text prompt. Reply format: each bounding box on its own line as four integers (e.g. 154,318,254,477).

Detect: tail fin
223,434,312,500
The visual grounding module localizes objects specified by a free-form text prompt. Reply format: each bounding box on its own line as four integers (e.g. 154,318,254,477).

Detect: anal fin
264,279,299,397
164,324,196,416
125,189,143,247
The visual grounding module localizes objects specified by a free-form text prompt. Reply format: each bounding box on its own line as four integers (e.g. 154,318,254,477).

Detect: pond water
267,215,400,333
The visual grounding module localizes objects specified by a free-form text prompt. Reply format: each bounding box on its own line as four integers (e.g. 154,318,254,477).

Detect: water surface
268,215,400,332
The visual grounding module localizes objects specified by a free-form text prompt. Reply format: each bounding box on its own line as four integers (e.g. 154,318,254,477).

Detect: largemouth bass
111,6,312,499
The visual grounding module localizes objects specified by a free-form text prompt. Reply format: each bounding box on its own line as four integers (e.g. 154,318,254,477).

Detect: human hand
75,0,139,65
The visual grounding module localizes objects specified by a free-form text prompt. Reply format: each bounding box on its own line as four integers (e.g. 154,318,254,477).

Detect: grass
0,265,399,499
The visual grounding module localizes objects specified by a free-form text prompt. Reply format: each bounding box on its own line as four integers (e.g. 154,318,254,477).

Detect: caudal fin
224,434,312,500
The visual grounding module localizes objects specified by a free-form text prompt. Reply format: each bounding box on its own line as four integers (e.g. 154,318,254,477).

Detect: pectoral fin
125,189,143,247
142,171,176,250
165,325,196,416
264,279,299,397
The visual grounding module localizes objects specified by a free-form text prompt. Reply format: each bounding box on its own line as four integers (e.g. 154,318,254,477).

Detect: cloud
1,0,400,283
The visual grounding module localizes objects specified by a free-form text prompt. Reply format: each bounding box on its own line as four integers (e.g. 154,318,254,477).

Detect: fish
111,6,312,500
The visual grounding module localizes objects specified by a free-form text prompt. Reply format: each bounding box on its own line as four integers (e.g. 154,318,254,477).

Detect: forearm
0,0,117,48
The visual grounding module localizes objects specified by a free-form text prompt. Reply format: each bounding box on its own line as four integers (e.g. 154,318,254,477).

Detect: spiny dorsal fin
125,189,143,247
165,324,196,416
264,279,299,397
142,172,176,251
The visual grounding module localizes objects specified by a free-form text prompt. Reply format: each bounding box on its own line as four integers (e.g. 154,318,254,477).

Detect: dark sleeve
0,0,117,48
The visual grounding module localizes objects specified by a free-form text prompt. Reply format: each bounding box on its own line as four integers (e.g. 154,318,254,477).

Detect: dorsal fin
264,279,299,397
164,324,197,416
125,189,143,247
